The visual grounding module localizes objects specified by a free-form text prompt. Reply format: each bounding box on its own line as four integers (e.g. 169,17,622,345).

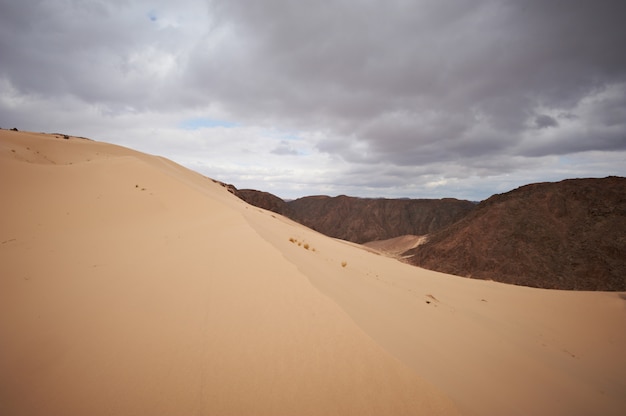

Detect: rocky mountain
235,189,476,244
287,195,475,244
236,189,290,216
404,177,626,291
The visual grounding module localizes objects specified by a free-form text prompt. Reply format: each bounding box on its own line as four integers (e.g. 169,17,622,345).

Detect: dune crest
1,130,625,415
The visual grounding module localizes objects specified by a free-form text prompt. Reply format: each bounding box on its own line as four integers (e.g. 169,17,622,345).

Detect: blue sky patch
179,117,239,130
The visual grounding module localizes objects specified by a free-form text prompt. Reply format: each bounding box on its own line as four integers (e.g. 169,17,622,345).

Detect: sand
363,234,426,258
1,130,625,415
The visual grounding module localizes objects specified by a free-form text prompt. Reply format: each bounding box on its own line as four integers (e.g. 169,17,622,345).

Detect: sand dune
1,130,625,415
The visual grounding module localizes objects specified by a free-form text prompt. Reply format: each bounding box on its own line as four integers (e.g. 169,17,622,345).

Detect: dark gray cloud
535,115,559,129
1,0,625,200
186,0,626,166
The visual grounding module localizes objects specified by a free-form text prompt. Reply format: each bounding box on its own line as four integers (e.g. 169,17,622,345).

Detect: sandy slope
0,131,460,415
1,130,625,415
363,234,426,257
246,208,626,415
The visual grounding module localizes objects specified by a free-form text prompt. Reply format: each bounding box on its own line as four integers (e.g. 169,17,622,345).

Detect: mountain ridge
234,189,476,244
404,176,626,290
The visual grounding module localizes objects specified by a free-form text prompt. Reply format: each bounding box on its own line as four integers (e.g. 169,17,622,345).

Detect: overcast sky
1,0,625,200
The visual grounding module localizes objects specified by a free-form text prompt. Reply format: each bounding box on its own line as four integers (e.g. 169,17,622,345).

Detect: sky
1,0,625,201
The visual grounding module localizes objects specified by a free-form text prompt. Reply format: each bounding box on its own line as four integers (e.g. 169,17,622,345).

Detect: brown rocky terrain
235,190,476,244
404,177,626,291
236,189,291,216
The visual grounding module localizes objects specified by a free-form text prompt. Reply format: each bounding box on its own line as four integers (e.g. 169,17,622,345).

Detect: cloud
1,0,625,200
271,140,300,156
179,117,238,130
535,115,559,129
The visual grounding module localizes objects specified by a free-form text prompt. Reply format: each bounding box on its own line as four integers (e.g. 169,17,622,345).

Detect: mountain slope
236,188,291,215
236,190,475,244
405,177,626,290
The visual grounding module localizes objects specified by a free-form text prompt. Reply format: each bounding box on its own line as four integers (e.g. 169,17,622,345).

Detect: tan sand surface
1,130,625,415
363,234,426,258
0,130,460,415
246,208,626,415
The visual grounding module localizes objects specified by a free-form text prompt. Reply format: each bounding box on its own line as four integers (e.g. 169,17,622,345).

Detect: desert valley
1,129,625,415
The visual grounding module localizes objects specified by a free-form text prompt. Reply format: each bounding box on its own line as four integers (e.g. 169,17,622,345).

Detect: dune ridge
1,130,625,415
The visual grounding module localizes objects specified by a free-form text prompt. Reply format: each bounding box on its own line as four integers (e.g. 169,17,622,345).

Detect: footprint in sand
424,294,439,305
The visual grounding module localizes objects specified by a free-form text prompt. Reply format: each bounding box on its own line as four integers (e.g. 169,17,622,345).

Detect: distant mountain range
230,176,626,291
233,189,475,243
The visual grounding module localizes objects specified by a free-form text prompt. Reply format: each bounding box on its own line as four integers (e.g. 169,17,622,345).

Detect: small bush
288,237,316,252
341,261,347,268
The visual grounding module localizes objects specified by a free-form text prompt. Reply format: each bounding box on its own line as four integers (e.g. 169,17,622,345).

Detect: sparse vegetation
289,237,315,252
